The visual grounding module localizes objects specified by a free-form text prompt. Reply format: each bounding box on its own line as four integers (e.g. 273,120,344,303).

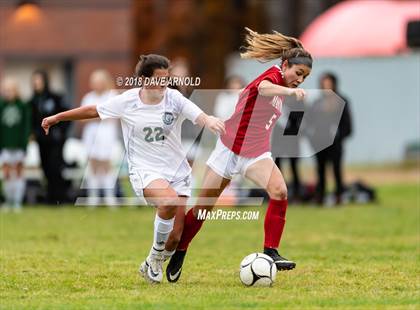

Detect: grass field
1,183,419,309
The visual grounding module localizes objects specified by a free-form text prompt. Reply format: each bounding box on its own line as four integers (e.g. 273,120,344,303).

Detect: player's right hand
206,116,226,135
41,116,59,135
293,88,306,101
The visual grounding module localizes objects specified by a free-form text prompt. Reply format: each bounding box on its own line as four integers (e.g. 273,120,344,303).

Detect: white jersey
96,87,203,183
81,90,120,161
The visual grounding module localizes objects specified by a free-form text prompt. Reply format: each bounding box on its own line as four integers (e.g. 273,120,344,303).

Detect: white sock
13,177,25,206
103,172,116,206
150,214,175,256
87,173,100,205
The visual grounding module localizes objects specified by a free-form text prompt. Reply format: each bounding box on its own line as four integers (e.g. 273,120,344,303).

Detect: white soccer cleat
138,261,149,280
144,254,164,283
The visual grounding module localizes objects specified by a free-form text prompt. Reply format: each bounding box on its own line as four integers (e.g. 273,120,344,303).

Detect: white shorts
0,149,25,165
206,139,272,179
129,169,192,198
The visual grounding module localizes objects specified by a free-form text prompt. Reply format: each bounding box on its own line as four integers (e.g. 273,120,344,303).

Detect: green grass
1,184,419,309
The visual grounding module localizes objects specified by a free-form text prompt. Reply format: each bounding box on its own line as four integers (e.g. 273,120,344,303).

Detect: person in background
272,99,303,202
169,58,192,97
0,78,31,212
29,70,69,204
170,58,201,185
313,72,352,205
214,75,246,120
80,70,119,207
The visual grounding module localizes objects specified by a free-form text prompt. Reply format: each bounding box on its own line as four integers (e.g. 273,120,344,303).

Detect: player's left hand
206,116,226,135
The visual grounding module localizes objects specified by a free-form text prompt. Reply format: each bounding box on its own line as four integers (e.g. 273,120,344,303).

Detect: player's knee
267,183,287,200
159,192,180,208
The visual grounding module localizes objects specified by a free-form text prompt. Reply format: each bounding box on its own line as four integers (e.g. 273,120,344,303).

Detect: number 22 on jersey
143,127,165,142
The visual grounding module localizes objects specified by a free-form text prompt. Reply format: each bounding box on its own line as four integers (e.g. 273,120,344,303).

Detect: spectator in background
170,58,192,97
0,78,31,212
272,98,302,202
170,58,200,168
214,75,245,120
312,72,352,205
29,70,69,204
80,70,119,207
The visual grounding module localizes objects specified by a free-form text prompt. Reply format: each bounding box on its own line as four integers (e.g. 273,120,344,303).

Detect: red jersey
220,65,284,157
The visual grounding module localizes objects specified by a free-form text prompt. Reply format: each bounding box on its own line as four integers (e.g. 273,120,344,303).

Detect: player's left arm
258,80,306,100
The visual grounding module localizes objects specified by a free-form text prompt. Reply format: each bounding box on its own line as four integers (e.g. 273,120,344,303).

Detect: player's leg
97,159,117,207
86,159,100,206
12,161,25,211
331,144,344,204
139,179,181,283
1,162,12,210
166,167,230,282
315,151,327,204
290,157,301,201
179,166,230,250
244,157,296,270
164,196,187,254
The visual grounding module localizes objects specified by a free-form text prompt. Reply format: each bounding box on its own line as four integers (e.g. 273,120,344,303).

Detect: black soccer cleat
264,248,296,271
166,250,187,283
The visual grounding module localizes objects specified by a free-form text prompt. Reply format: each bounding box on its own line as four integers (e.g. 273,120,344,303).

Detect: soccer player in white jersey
80,69,120,206
41,54,225,283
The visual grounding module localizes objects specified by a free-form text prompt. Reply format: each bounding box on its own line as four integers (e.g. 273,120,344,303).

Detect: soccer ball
239,253,276,287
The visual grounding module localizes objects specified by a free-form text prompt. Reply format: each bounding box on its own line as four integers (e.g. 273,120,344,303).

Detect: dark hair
32,69,50,93
321,72,337,91
135,54,170,78
284,48,313,69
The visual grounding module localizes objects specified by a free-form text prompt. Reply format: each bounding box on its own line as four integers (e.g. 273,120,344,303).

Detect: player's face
143,68,169,97
283,63,311,88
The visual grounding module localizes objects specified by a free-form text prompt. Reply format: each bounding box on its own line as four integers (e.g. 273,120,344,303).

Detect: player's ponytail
240,27,312,68
135,54,170,77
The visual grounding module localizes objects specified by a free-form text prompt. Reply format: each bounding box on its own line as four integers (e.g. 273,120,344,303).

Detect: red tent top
300,0,420,57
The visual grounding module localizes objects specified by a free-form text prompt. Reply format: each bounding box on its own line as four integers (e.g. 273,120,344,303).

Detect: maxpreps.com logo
162,112,175,125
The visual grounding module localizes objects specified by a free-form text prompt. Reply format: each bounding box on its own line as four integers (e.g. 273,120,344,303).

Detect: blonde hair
240,27,312,66
0,77,20,100
89,69,113,90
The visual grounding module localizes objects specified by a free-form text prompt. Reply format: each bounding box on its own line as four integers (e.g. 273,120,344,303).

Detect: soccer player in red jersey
166,28,312,282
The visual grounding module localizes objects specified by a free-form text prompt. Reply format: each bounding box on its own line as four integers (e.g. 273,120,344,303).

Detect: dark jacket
306,92,352,149
29,91,69,143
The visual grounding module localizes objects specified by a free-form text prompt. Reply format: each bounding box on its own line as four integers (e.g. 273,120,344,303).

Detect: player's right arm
41,105,99,135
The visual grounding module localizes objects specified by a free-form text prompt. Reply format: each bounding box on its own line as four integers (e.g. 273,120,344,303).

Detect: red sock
264,199,288,249
177,208,205,251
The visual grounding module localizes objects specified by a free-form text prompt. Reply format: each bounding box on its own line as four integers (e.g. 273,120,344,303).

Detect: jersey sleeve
96,94,125,120
173,90,203,124
260,68,283,86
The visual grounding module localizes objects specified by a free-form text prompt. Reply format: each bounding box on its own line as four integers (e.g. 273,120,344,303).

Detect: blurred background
0,0,419,207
